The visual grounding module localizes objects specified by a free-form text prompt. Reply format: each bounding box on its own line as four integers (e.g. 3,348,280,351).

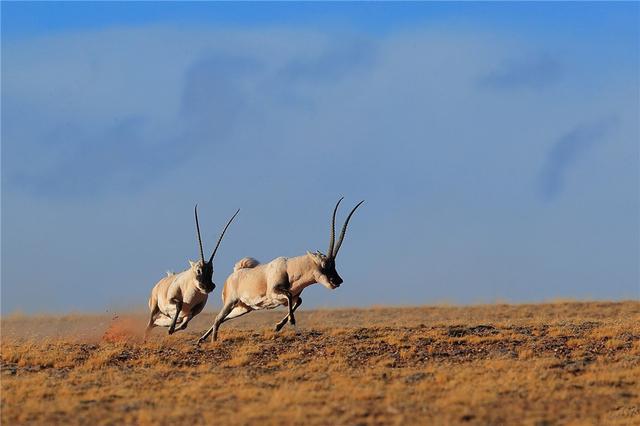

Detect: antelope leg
284,290,295,326
168,300,183,335
144,303,160,340
197,300,236,344
275,296,302,332
177,301,205,331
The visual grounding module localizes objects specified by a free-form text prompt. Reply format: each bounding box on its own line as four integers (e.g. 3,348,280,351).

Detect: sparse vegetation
2,302,639,425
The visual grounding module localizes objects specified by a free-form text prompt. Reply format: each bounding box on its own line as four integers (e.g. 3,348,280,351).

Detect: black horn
328,197,344,258
194,204,205,265
208,209,240,263
333,200,364,257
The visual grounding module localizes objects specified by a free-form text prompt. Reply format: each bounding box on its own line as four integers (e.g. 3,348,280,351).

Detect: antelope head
307,197,364,290
190,205,240,294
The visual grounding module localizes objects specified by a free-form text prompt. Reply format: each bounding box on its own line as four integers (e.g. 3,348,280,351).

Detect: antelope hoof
289,316,296,326
274,321,285,332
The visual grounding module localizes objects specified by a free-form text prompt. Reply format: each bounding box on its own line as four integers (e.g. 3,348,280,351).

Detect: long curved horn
328,197,344,258
194,204,205,264
333,200,364,257
208,209,240,263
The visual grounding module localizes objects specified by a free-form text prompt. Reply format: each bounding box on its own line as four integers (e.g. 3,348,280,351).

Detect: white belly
155,303,187,324
244,295,287,310
153,313,184,327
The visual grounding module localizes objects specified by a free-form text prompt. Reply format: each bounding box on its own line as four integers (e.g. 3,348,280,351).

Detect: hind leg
197,300,237,344
144,302,160,340
195,305,252,342
220,304,252,325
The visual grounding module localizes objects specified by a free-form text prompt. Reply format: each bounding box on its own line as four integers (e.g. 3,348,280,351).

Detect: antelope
197,198,364,343
145,205,239,339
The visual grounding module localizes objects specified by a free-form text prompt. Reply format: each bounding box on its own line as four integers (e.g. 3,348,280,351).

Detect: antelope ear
189,260,196,268
307,251,323,266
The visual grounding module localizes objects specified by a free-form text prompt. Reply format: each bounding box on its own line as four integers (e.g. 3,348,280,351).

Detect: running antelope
145,206,239,338
198,198,364,343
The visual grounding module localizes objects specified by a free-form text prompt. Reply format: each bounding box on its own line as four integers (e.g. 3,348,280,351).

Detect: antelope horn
328,197,344,258
208,209,240,263
333,200,364,257
194,204,205,265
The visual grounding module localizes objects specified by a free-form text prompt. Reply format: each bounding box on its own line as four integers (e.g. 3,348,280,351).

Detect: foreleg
176,313,192,332
177,301,206,331
168,299,183,335
275,296,302,332
283,289,295,326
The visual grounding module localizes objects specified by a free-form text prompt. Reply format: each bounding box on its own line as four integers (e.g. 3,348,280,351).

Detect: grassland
1,301,639,425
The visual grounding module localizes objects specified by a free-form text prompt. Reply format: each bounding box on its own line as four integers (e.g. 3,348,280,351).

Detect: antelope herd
145,198,364,344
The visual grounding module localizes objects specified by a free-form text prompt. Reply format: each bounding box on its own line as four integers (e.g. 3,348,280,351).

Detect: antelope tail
234,257,260,272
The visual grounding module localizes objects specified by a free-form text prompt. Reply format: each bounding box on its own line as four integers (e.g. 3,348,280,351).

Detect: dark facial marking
321,258,343,287
197,262,215,293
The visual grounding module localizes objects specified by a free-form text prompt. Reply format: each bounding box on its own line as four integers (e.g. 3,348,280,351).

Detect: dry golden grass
2,301,639,425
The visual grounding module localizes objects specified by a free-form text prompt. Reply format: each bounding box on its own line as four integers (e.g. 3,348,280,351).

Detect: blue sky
2,2,638,313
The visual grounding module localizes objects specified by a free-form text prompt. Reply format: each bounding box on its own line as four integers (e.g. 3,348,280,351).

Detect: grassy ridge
2,302,639,425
